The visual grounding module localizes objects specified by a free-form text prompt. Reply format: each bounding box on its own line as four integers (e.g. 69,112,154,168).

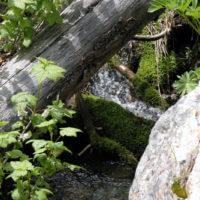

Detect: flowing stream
88,66,163,121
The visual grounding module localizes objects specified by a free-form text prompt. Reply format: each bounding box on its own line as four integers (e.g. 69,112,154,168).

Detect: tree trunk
0,0,160,130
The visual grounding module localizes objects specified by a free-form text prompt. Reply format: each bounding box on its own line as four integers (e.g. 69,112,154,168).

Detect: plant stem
34,82,43,114
27,172,32,198
48,127,54,141
55,135,61,142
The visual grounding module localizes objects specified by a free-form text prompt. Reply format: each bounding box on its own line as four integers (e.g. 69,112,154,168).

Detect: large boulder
129,83,200,200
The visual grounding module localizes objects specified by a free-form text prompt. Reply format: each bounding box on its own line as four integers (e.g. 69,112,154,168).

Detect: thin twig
78,144,91,156
133,28,170,41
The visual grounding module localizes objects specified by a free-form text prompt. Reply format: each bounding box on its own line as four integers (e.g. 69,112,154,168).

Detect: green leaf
52,141,72,155
31,188,53,200
5,150,29,160
11,121,24,130
11,92,37,117
8,0,34,10
148,2,163,13
64,162,85,171
11,188,22,200
0,121,8,127
0,25,10,39
60,127,82,137
21,17,32,28
192,0,198,9
0,131,20,148
22,37,32,47
24,26,36,38
11,92,37,108
48,100,75,123
171,182,187,198
26,139,48,151
173,71,198,96
5,7,22,21
33,148,46,155
36,57,54,66
35,177,50,188
8,170,27,181
7,160,34,181
31,58,66,84
10,160,34,171
45,10,63,26
42,1,53,11
194,68,200,79
36,119,57,128
2,43,13,52
30,114,48,134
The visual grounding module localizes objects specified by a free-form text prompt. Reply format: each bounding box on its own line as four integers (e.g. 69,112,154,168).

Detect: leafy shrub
148,0,200,35
0,57,82,199
0,0,72,52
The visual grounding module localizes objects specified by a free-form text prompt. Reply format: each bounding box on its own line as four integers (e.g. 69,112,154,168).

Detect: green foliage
11,92,37,117
83,95,154,159
172,68,200,96
0,57,82,199
0,121,8,127
0,0,73,52
148,0,200,35
0,131,20,148
31,57,66,85
60,127,82,137
172,70,199,96
47,100,75,123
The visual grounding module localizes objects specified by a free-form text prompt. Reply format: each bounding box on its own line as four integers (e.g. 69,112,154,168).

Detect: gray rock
129,83,200,200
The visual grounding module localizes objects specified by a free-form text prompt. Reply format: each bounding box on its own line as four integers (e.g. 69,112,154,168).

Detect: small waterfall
88,66,163,121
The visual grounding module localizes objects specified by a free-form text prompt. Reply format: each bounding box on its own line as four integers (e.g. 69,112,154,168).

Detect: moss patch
83,95,154,159
91,133,138,168
136,42,179,91
132,74,168,110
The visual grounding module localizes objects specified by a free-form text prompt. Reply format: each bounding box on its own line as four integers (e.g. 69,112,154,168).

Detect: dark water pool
48,160,133,200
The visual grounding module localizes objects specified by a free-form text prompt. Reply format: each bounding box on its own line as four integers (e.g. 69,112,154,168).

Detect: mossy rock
83,95,155,159
90,133,138,167
132,74,169,110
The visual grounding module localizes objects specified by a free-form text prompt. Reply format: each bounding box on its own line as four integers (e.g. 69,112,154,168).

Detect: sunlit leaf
0,131,20,148
64,162,85,171
11,121,24,130
60,127,82,137
0,121,8,127
31,57,66,84
26,139,48,151
11,92,37,108
171,182,187,198
5,149,29,160
8,0,34,10
36,119,57,128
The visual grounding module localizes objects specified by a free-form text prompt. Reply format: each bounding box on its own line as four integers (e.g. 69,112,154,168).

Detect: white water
88,66,163,121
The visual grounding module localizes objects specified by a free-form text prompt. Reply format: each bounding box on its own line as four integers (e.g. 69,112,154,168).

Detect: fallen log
0,0,161,130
